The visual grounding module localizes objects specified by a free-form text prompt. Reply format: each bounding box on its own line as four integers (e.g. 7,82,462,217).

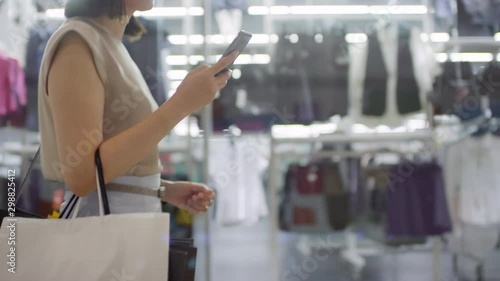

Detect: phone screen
215,30,253,77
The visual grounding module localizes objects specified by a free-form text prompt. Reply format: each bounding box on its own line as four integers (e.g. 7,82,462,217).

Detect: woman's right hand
171,51,239,114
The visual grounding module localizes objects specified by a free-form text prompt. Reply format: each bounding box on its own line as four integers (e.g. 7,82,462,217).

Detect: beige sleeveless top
38,17,163,182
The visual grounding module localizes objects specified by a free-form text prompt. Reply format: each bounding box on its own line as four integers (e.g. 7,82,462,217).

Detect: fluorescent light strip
436,53,495,62
370,5,428,15
166,55,189,66
171,32,452,46
170,81,182,90
212,54,271,65
435,53,449,63
168,34,279,45
420,33,450,42
45,8,65,19
450,53,493,62
167,70,189,80
248,5,427,15
135,7,204,17
345,33,368,44
166,54,271,66
346,32,451,44
171,32,455,46
44,7,204,19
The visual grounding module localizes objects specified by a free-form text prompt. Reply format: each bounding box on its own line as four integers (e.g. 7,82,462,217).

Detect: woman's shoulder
49,17,103,48
42,17,110,86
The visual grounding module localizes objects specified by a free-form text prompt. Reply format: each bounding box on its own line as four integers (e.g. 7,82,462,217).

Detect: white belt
106,174,165,198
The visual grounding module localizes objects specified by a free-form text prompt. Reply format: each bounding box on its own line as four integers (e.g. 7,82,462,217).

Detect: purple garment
386,163,452,237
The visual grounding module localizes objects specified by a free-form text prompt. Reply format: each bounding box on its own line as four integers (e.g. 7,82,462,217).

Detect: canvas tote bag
0,148,170,281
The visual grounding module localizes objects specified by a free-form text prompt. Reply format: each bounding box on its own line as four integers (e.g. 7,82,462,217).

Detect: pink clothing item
0,55,11,116
0,54,27,117
7,58,17,113
12,59,27,106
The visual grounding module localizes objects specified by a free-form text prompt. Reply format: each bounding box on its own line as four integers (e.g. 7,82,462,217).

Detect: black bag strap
94,147,110,215
11,145,110,218
15,147,40,204
59,147,110,218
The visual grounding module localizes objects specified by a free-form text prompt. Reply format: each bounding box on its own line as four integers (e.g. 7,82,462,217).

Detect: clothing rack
268,130,442,280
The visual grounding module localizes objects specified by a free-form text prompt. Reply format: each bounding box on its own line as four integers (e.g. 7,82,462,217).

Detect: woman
38,0,237,216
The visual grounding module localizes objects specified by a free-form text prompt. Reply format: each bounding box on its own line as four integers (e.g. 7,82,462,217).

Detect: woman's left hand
161,181,215,214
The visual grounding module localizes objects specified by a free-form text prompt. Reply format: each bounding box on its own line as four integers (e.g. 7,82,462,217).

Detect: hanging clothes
456,0,495,36
216,64,279,131
0,54,27,127
323,161,351,231
432,61,475,116
435,0,499,36
444,135,500,259
476,61,500,134
362,32,388,116
123,17,168,106
396,27,421,114
207,137,269,226
274,33,316,125
349,24,440,128
386,162,452,237
279,161,350,233
445,135,500,226
0,0,37,66
213,0,247,37
24,26,53,131
275,31,349,124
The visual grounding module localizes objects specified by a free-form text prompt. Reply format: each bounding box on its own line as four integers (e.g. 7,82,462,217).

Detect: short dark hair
65,0,146,40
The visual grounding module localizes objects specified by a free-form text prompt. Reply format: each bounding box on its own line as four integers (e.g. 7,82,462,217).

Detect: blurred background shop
1,0,500,280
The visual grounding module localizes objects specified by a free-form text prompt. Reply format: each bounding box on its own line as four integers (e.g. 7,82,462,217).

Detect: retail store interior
1,0,500,280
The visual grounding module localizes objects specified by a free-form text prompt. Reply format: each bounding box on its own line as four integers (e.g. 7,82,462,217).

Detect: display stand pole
269,136,280,281
202,1,214,281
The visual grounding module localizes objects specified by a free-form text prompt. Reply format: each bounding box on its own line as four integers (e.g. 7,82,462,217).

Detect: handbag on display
0,147,174,281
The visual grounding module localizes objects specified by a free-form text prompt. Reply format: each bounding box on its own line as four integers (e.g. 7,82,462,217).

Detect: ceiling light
135,7,204,17
167,70,188,80
450,53,493,62
166,55,188,65
248,5,427,15
232,69,242,79
345,33,367,43
45,9,65,19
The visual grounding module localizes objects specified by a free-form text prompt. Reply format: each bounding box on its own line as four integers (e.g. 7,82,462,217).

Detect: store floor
192,217,500,281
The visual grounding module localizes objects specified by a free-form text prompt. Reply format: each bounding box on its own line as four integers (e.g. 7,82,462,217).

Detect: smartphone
215,30,253,77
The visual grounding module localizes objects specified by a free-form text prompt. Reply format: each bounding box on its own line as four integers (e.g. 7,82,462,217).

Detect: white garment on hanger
215,9,243,39
448,135,500,225
0,0,36,65
207,136,269,226
348,25,441,128
444,135,500,259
